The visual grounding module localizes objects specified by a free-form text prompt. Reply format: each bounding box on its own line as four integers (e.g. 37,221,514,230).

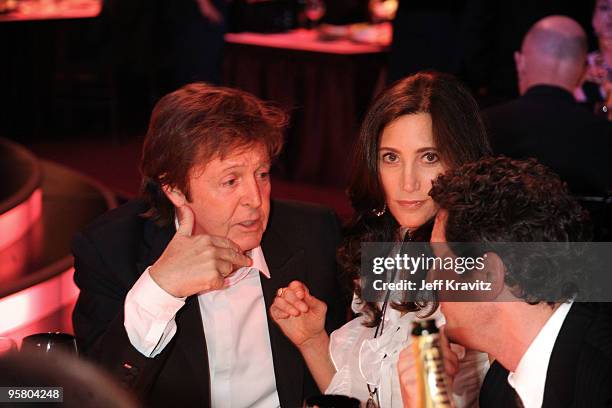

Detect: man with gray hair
484,16,612,217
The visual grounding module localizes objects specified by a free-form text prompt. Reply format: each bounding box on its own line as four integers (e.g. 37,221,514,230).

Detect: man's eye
258,171,270,179
222,178,237,187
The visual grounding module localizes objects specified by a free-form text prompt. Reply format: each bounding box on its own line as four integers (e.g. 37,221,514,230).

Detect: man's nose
242,177,262,208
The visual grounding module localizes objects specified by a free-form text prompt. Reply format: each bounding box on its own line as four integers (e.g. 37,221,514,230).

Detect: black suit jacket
480,303,612,408
483,85,612,197
72,199,348,407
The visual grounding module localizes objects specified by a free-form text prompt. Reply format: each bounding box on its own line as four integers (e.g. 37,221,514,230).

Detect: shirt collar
249,246,271,279
507,302,573,408
173,215,271,280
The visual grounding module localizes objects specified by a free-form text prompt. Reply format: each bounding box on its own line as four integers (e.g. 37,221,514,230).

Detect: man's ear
482,252,506,299
162,184,187,208
514,51,525,75
574,58,588,88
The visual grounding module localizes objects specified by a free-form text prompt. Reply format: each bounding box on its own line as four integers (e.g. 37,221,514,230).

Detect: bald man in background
483,16,612,206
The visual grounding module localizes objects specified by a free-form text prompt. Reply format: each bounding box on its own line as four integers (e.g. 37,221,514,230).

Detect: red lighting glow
0,188,43,251
0,267,79,335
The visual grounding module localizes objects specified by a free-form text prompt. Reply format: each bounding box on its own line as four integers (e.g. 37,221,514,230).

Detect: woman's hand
398,345,418,408
270,281,336,392
269,280,327,348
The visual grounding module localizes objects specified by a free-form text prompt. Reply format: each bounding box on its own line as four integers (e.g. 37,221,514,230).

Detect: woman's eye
423,152,439,163
381,152,399,163
258,170,270,179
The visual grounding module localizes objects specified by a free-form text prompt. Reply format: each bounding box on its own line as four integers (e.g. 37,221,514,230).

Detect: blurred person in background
577,0,612,119
0,352,136,408
483,15,612,236
474,0,595,106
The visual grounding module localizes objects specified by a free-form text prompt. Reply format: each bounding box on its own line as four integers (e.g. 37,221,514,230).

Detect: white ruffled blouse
325,296,489,407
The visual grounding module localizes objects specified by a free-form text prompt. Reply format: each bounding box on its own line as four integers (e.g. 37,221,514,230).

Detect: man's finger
215,247,252,268
216,259,233,278
176,205,195,237
444,357,459,378
440,326,459,376
209,235,243,253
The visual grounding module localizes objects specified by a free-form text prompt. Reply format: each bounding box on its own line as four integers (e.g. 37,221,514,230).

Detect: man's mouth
237,219,260,230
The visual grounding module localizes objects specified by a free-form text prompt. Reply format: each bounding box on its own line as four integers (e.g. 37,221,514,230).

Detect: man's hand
149,205,252,298
440,326,459,379
269,281,328,348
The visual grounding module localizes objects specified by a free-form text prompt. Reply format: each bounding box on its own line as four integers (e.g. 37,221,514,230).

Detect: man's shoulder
483,95,529,119
558,303,612,384
571,304,612,403
479,360,512,407
483,99,523,117
75,199,150,246
582,303,612,363
481,99,527,138
71,199,158,281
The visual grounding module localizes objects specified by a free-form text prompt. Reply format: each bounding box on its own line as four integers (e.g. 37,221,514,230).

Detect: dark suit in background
484,85,612,197
479,302,612,408
72,199,348,407
484,85,612,240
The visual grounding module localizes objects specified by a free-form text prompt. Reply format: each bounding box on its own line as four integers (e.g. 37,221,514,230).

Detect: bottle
411,319,455,408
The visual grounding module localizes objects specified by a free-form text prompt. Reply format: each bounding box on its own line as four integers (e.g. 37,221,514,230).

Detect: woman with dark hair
270,72,492,407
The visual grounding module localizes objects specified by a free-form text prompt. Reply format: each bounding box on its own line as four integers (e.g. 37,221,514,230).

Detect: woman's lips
396,199,427,209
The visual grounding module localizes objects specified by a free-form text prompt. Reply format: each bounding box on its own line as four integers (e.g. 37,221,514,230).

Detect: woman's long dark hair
339,72,491,327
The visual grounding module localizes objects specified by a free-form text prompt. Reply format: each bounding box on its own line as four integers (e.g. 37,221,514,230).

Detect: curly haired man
429,156,612,408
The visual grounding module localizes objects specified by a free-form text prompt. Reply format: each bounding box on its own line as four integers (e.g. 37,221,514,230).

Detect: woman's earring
372,204,386,217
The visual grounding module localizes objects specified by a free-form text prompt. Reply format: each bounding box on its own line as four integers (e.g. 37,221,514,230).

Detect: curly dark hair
430,156,592,303
338,72,491,326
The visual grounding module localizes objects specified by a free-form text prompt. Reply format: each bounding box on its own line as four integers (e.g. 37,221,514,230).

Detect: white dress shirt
507,302,573,408
124,246,281,408
325,295,489,407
